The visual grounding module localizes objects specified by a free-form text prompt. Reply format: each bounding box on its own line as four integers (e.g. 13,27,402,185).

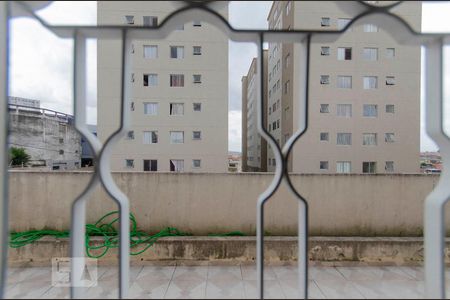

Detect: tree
10,147,30,167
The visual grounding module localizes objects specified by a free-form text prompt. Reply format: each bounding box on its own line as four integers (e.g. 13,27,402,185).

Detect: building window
337,133,352,145
272,121,276,130
144,159,157,171
125,15,134,25
284,80,290,94
320,104,330,113
363,162,377,174
386,76,396,85
363,24,378,32
193,103,202,111
337,104,352,117
143,45,158,59
277,99,280,110
59,149,64,155
59,138,64,144
131,73,135,83
193,20,202,27
337,18,351,30
363,104,378,117
144,102,158,115
193,159,201,168
363,76,378,89
363,48,378,61
143,131,158,144
268,158,271,166
386,48,395,59
385,161,394,172
193,131,201,140
337,76,352,88
272,158,276,166
363,133,377,146
170,74,184,87
130,102,135,111
268,123,271,131
320,161,329,170
143,74,158,87
337,47,352,60
320,132,329,141
385,133,395,143
320,75,330,85
277,119,280,129
321,46,330,56
386,104,395,113
170,131,184,144
125,159,134,168
170,103,184,116
170,46,184,59
144,102,158,116
321,17,331,27
127,131,135,140
193,74,202,83
193,46,202,55
170,159,184,172
143,16,158,27
337,161,351,173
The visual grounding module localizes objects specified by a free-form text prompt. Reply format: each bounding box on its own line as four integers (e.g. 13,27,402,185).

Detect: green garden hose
9,211,245,258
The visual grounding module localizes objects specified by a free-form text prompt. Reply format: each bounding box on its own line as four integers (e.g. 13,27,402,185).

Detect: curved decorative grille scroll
0,1,449,299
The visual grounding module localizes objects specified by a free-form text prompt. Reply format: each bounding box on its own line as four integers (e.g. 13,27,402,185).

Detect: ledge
8,236,450,267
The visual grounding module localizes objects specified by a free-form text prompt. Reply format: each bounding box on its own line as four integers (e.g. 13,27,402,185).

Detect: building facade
97,1,229,172
263,1,421,174
241,51,268,172
8,97,81,170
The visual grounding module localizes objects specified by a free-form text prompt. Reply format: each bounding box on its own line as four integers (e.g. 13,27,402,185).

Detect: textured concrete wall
10,236,450,267
9,111,81,169
8,172,446,236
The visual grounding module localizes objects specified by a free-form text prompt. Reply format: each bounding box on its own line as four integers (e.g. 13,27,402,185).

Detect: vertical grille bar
424,39,447,299
0,2,9,299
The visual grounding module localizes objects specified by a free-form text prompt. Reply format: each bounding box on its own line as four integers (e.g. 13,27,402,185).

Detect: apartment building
242,51,268,172
263,1,421,174
97,1,228,172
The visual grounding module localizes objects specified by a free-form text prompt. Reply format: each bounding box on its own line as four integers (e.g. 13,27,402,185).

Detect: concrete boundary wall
8,171,446,236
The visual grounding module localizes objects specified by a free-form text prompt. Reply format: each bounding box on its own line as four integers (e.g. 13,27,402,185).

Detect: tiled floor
4,264,449,299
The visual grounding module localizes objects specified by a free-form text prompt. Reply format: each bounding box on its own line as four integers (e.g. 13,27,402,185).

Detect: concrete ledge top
27,236,445,243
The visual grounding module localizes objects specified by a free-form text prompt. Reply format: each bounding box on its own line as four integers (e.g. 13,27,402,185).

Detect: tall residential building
263,1,421,174
97,2,228,172
242,51,268,172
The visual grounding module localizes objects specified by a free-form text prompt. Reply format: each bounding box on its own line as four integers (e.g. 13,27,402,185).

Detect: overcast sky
8,1,450,152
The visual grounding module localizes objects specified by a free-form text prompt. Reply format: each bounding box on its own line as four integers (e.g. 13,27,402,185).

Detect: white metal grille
0,1,450,299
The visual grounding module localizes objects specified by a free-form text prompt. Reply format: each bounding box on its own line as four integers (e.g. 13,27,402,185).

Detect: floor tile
206,277,245,299
351,280,425,299
279,279,325,299
165,279,207,299
6,280,52,299
243,279,285,299
314,278,365,299
97,266,142,282
172,266,208,281
208,266,242,281
337,266,415,281
129,279,171,299
8,267,52,284
136,265,175,281
241,265,277,280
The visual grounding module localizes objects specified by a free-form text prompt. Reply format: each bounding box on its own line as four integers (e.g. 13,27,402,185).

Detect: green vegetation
9,147,30,166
